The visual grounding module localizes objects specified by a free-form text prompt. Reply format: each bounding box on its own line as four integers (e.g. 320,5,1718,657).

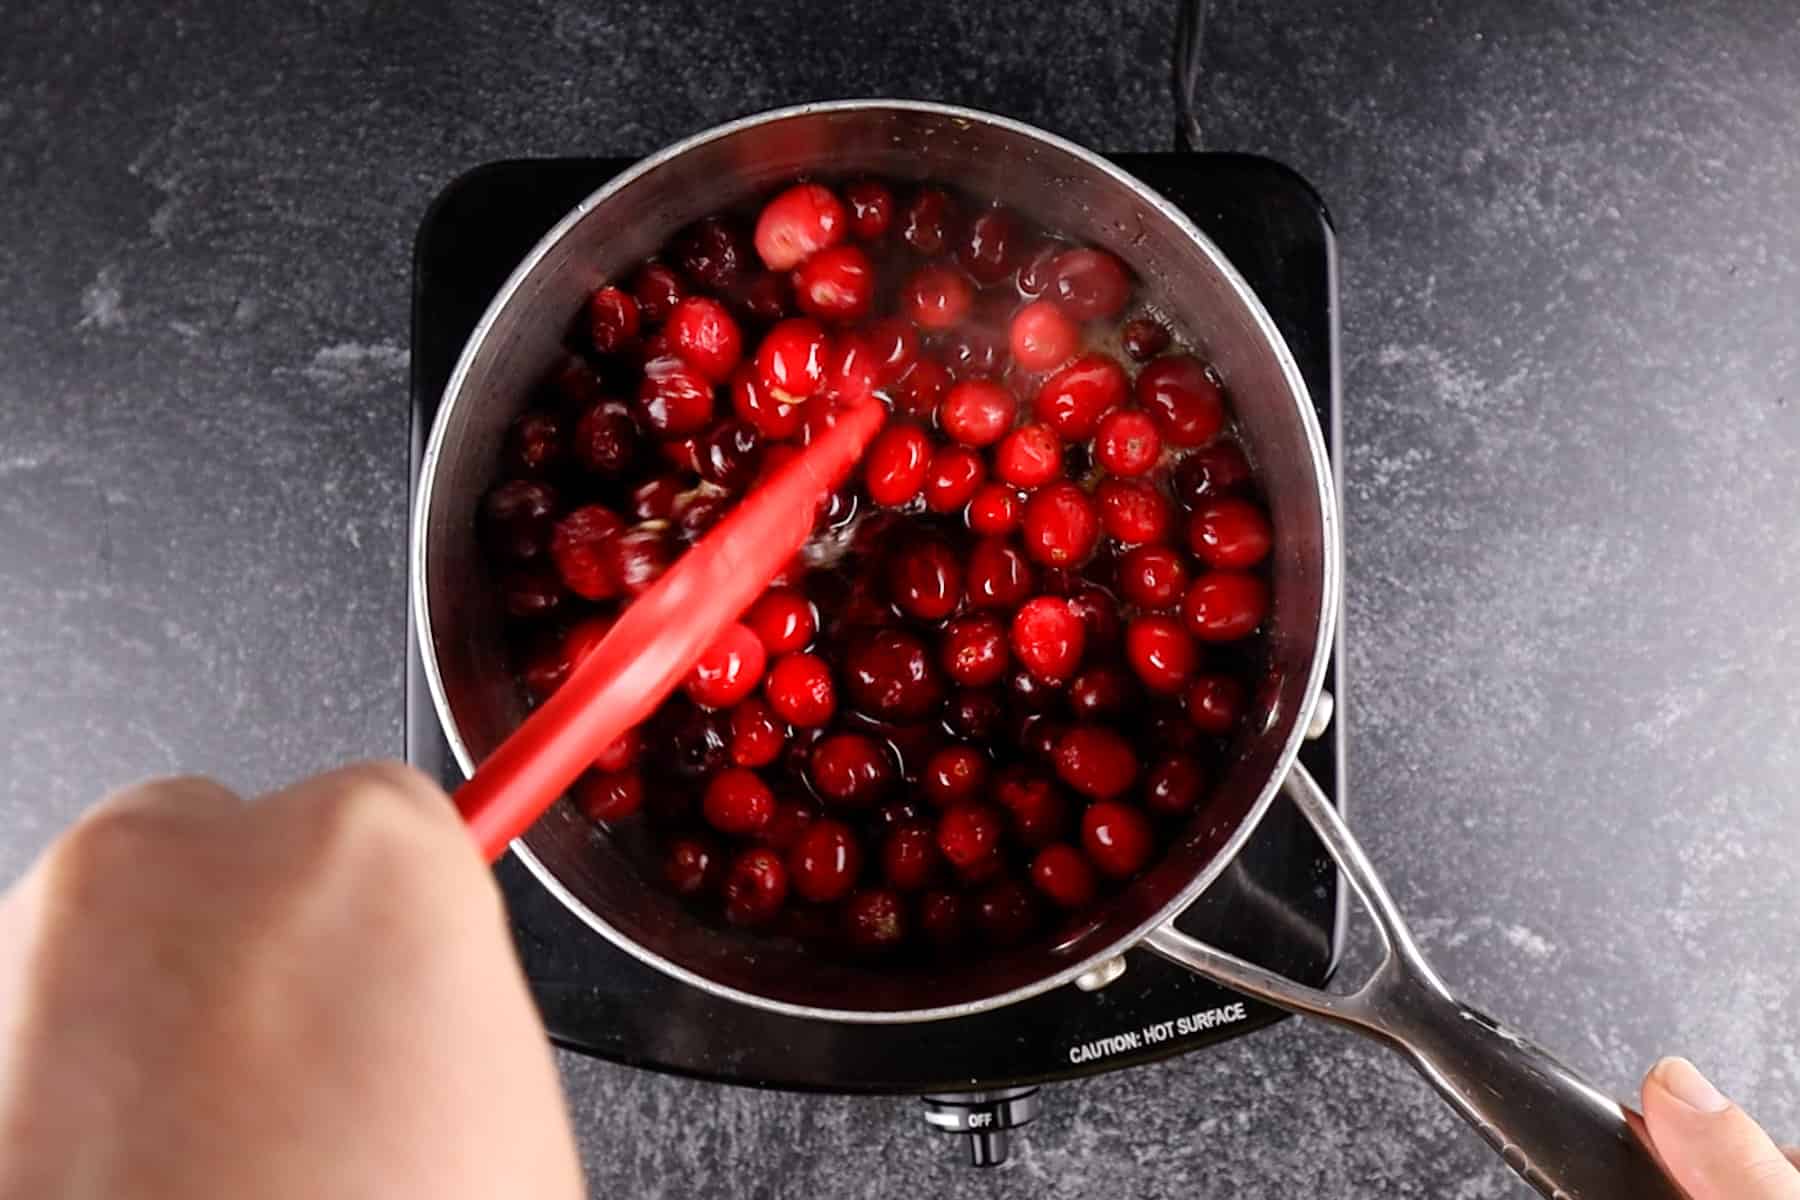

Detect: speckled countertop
3,1,1797,1196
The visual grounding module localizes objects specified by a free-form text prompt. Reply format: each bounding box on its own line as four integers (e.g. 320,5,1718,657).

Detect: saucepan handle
1144,763,1685,1199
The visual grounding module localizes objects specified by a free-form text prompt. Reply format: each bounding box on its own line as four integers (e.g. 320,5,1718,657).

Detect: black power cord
1172,0,1212,150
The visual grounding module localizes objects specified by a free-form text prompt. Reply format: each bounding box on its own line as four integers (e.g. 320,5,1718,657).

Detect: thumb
1642,1057,1800,1200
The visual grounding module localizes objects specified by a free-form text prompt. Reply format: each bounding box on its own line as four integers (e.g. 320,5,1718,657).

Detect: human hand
0,762,583,1200
1644,1057,1800,1199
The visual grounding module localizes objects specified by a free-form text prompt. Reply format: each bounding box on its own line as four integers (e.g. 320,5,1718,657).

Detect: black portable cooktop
407,152,1345,1164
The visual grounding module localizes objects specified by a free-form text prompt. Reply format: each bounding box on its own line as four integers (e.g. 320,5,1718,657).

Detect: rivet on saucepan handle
1074,955,1129,992
1305,690,1334,740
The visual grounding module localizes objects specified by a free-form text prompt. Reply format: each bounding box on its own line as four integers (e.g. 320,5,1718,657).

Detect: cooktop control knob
921,1087,1042,1167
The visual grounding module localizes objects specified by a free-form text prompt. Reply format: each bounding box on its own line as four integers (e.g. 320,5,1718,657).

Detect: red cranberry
1182,571,1270,641
1009,300,1079,372
1031,844,1098,909
672,215,751,291
573,769,643,822
758,796,818,852
1137,354,1226,447
1069,663,1134,717
547,505,624,600
1095,408,1163,477
954,206,1021,284
965,482,1023,535
636,355,715,437
888,356,951,419
1120,317,1171,361
665,836,722,896
1020,482,1101,567
703,767,775,835
588,285,642,354
881,824,939,891
722,847,789,925
745,588,817,656
1010,596,1087,682
936,803,1002,870
754,317,830,403
863,423,932,508
943,689,1004,741
809,733,893,807
887,537,962,620
1015,240,1064,295
1171,440,1253,506
899,187,959,255
1118,545,1190,609
738,271,791,321
844,179,894,241
1050,247,1132,320
940,613,1010,687
941,326,1005,378
552,359,606,407
965,539,1035,610
571,403,639,477
903,264,974,331
938,379,1015,448
754,183,847,271
825,331,881,403
1188,497,1273,568
1125,614,1198,693
659,698,731,780
602,525,673,596
1144,752,1205,816
765,652,836,727
1081,801,1153,878
995,769,1069,848
794,244,876,323
591,723,640,774
1053,726,1139,800
843,629,944,721
921,445,986,513
865,317,920,384
1096,478,1173,545
994,424,1063,489
482,479,559,561
842,888,907,951
665,296,744,383
922,744,990,808
684,622,768,709
631,262,686,323
788,818,864,903
1185,673,1248,735
729,696,788,767
630,475,683,521
918,889,968,946
673,488,730,541
504,410,565,476
974,879,1039,945
1066,585,1123,646
693,419,760,492
1034,353,1128,440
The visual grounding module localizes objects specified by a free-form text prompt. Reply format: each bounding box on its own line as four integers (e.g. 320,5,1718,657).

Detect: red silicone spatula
454,396,887,861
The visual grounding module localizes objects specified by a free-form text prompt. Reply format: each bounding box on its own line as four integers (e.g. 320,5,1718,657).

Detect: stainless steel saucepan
412,100,1682,1199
